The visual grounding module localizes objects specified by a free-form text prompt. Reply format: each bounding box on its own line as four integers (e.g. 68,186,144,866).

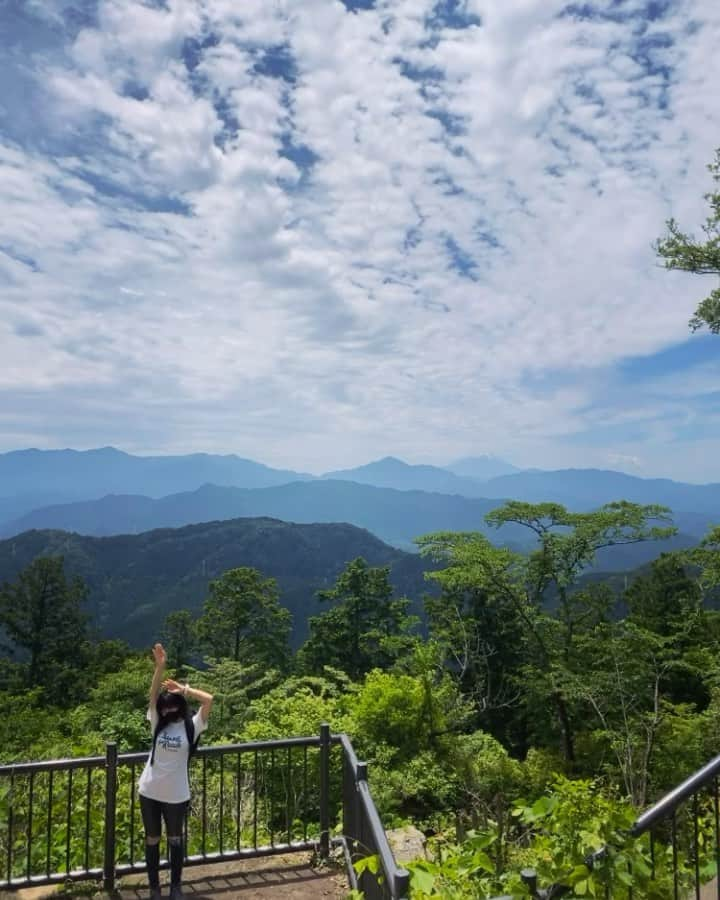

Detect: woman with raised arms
137,642,213,900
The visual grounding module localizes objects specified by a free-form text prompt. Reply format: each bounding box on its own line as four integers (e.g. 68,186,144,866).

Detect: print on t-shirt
158,732,182,752
138,708,208,803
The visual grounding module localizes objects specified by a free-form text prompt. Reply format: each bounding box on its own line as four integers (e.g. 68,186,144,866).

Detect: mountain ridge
322,456,491,496
0,517,430,648
0,480,702,571
478,467,720,515
0,480,517,549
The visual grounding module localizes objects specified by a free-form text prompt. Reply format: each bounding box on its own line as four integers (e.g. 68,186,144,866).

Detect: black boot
169,839,184,900
145,842,161,900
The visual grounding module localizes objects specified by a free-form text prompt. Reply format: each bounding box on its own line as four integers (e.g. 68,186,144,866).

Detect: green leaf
410,867,437,895
354,854,380,877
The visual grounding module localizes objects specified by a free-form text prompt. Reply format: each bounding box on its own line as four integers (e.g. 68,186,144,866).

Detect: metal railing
338,733,410,899
524,752,720,899
0,726,409,899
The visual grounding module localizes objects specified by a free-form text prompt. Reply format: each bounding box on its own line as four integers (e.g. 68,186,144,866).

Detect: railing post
342,743,355,857
103,742,118,894
395,868,411,900
319,724,331,859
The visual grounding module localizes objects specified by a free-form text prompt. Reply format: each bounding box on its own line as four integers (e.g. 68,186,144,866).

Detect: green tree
70,654,153,753
0,556,89,704
418,501,676,764
196,567,291,669
298,557,417,679
424,580,527,747
242,671,355,742
686,525,720,587
0,688,65,763
185,658,283,737
160,609,197,672
655,148,720,333
625,553,702,635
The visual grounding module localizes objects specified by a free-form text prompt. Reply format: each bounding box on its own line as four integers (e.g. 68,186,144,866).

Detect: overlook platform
116,856,347,900
1,854,347,900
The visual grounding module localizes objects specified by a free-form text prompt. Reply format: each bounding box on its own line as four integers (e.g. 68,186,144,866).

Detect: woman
138,642,213,900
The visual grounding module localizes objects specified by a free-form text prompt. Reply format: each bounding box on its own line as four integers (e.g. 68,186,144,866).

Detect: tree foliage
686,525,720,588
160,609,197,672
196,567,291,669
298,557,417,679
0,556,90,705
655,148,720,333
418,501,676,764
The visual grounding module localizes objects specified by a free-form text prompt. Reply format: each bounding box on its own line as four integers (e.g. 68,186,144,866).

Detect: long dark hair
150,691,196,765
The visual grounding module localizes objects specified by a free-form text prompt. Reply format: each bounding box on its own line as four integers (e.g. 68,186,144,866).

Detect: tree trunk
553,690,576,764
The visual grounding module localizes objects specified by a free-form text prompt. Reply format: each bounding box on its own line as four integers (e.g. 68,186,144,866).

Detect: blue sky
0,0,719,481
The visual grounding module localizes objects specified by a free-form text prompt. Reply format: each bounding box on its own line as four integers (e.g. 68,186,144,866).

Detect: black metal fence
338,733,410,900
0,726,409,899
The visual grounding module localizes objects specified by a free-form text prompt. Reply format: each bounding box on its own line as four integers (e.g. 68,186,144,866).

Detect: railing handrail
0,734,324,775
334,732,361,769
0,755,106,775
631,750,720,836
357,779,410,896
335,731,410,899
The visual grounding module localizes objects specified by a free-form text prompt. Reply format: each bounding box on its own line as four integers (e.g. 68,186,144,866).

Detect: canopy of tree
656,147,720,333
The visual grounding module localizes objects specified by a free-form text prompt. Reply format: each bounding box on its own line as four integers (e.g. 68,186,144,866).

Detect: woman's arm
149,643,167,708
163,678,214,723
187,685,213,723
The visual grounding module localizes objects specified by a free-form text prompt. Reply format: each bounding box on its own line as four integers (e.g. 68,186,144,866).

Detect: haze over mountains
323,456,501,496
0,447,717,571
0,481,517,549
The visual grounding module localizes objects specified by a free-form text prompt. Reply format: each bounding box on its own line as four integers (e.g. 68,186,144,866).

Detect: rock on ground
385,826,426,865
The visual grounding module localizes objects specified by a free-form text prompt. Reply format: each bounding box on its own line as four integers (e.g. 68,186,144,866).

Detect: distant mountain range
476,468,720,517
0,480,700,571
0,518,430,647
0,480,512,548
0,448,717,567
0,447,313,521
445,455,520,480
0,449,510,521
322,456,492,496
1,449,715,653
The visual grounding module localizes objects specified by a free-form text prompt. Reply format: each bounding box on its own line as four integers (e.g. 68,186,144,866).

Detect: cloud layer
1,0,719,479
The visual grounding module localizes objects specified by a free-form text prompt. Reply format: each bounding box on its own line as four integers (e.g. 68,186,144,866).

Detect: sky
1,0,719,481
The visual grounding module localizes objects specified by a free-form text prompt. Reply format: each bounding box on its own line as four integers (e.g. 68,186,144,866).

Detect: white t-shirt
138,706,208,803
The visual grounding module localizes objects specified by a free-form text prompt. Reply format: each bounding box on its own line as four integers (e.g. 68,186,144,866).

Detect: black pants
139,795,188,888
139,794,188,838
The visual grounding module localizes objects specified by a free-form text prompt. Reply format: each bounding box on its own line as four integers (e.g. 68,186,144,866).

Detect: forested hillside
0,517,430,646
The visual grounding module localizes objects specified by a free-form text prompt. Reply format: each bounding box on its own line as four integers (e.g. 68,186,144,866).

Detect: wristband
183,683,189,697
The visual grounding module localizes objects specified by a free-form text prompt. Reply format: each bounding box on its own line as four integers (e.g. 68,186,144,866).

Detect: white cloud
0,0,719,478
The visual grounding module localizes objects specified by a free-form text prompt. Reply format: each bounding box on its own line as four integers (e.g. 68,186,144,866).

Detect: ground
0,855,349,900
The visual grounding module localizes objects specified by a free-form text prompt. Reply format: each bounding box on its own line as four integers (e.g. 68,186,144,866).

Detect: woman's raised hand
162,678,183,694
152,643,167,668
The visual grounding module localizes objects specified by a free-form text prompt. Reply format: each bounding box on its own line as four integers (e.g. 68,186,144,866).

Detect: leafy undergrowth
357,777,713,898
